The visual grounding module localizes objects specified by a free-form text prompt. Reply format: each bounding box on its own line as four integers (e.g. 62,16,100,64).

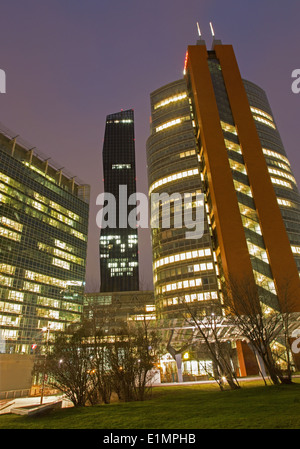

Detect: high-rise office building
0,124,90,354
99,109,139,292
147,37,300,374
147,80,220,318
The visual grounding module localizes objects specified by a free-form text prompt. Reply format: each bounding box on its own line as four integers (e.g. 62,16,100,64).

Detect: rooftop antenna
197,22,201,37
209,21,222,48
196,21,206,46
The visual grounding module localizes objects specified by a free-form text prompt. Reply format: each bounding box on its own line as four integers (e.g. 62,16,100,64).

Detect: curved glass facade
243,80,300,273
146,80,219,318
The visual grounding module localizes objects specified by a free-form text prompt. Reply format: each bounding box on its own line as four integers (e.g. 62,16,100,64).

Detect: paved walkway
0,395,73,415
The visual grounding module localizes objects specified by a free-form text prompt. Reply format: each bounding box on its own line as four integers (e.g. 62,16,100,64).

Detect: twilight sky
1,0,300,292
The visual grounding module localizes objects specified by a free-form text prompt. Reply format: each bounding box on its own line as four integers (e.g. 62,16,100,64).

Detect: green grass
1,379,300,429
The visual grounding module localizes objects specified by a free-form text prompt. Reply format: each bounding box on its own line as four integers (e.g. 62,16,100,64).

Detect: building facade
99,109,139,292
147,80,220,318
147,38,300,375
0,124,90,354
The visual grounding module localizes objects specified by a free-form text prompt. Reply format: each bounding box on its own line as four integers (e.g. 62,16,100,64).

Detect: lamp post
40,326,50,405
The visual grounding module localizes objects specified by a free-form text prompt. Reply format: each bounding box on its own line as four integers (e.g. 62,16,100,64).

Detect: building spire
196,22,206,46
209,21,222,48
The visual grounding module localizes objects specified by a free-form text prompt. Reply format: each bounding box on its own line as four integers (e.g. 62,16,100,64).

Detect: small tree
221,276,294,386
182,299,240,390
108,320,161,401
36,330,93,407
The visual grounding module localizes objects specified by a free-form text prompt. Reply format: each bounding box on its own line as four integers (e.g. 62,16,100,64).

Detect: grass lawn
0,379,300,429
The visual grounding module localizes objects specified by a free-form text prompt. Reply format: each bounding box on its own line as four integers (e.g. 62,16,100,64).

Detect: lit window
112,164,131,170
155,115,191,133
52,258,70,270
291,246,300,255
0,216,23,232
253,115,276,130
271,177,292,189
149,168,199,194
262,148,290,166
250,106,274,122
268,168,296,184
221,121,237,135
277,198,292,208
154,93,187,110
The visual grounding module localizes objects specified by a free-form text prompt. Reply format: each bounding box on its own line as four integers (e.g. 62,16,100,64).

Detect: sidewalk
0,395,73,415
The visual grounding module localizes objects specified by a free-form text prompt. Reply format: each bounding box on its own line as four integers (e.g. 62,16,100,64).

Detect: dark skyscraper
99,109,139,292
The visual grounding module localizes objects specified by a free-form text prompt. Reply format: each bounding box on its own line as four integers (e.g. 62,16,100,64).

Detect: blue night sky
1,0,300,291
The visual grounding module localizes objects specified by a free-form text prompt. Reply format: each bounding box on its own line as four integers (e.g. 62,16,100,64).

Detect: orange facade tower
185,40,300,373
147,36,300,376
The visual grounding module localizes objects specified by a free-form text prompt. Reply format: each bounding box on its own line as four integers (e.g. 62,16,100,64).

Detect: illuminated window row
277,198,293,208
23,161,56,184
37,296,60,309
0,314,21,326
0,264,16,275
180,149,196,158
221,121,237,135
0,187,86,241
292,246,300,255
0,226,21,242
271,177,292,190
49,200,80,222
0,301,22,314
9,291,24,302
253,115,276,130
1,329,18,340
112,164,131,170
253,271,276,295
149,168,199,194
52,258,70,270
250,106,273,123
25,270,68,289
0,274,13,287
154,92,187,110
106,119,133,124
225,139,242,154
247,242,269,264
23,281,41,293
241,215,262,235
233,180,253,197
238,203,262,235
163,291,218,306
262,148,290,166
154,248,211,270
55,239,76,253
0,171,81,223
0,216,23,232
160,277,203,294
268,168,296,185
229,158,247,175
269,160,292,173
155,115,190,133
238,203,258,223
36,308,59,319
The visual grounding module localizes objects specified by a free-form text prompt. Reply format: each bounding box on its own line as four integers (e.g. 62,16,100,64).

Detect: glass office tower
0,124,89,354
99,109,139,292
146,80,219,318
